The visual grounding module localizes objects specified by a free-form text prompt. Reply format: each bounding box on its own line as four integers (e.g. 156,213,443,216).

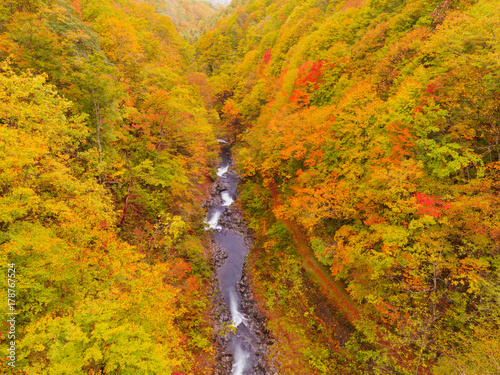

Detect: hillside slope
0,0,218,373
146,0,224,41
198,0,500,373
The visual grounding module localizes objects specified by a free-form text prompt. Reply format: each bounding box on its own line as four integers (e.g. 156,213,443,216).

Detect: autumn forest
1,0,499,374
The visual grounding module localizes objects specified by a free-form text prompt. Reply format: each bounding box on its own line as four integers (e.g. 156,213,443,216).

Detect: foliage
146,0,223,42
205,0,500,372
0,0,219,371
2,0,500,372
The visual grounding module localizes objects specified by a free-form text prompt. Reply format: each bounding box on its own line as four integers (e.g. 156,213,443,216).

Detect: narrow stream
205,147,259,374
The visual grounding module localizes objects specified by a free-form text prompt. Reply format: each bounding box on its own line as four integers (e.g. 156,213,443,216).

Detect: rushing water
221,190,234,207
206,149,258,375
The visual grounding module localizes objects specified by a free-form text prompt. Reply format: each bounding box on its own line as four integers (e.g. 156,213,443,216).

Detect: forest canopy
0,0,218,373
196,0,500,373
1,0,500,374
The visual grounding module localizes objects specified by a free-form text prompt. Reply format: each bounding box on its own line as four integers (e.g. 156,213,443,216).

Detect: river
205,145,267,374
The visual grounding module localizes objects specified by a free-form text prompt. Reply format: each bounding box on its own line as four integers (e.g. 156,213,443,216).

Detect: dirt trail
268,182,430,375
269,183,361,322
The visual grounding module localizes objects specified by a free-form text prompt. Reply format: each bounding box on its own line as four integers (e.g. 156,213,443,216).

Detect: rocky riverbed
204,148,277,375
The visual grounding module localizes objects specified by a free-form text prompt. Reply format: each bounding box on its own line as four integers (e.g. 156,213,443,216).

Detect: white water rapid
217,164,229,177
221,190,234,206
231,342,250,375
206,209,223,230
229,289,247,327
